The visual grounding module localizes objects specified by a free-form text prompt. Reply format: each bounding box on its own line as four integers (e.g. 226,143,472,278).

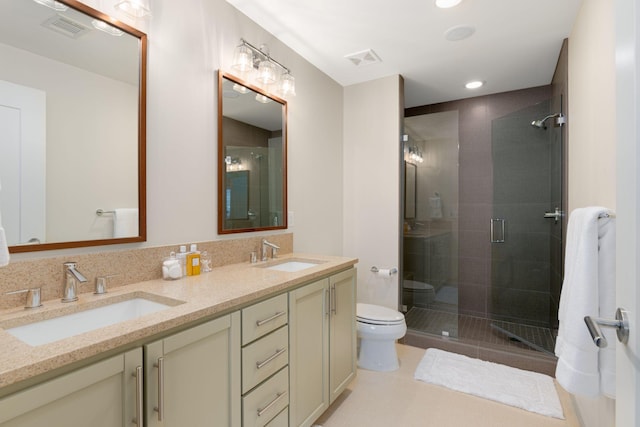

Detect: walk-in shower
401,87,564,373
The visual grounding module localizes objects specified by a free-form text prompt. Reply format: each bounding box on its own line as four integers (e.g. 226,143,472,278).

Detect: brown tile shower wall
0,234,293,310
406,87,553,319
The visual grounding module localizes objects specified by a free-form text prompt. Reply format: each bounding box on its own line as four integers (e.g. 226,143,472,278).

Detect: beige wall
343,76,402,309
567,0,616,425
10,0,345,261
567,0,616,213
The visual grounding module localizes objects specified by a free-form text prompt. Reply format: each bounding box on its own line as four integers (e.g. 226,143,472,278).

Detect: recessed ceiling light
436,0,463,8
465,80,484,89
445,25,475,42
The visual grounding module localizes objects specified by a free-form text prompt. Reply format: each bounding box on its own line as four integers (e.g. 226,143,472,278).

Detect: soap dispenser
187,244,201,276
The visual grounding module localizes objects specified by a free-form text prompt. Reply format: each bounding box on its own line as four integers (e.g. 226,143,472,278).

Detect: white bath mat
414,348,564,419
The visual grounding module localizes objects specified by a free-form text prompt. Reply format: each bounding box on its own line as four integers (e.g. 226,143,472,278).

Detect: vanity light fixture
465,80,484,89
407,146,424,164
32,0,68,12
91,19,124,36
115,0,152,19
231,38,296,97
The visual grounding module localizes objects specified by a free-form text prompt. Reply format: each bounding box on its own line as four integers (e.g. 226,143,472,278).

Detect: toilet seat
356,303,405,326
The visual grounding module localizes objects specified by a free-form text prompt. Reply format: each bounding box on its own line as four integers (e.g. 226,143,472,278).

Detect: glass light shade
115,0,152,18
232,83,249,94
279,72,296,97
232,45,254,73
255,94,271,104
32,0,68,11
257,60,277,85
91,20,124,36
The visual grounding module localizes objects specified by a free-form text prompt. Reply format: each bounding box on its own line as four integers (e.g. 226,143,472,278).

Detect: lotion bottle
177,245,188,276
187,244,201,276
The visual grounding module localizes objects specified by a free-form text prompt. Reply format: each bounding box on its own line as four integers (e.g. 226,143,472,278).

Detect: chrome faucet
262,239,280,261
62,262,88,302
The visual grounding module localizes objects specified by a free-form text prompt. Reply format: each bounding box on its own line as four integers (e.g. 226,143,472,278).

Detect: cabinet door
289,278,329,427
0,348,142,427
145,312,241,427
329,268,357,404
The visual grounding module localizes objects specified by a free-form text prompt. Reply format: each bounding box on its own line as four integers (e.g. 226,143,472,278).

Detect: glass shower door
402,111,460,338
489,98,562,355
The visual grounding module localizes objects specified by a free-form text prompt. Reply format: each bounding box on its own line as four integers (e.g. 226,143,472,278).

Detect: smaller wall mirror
218,72,287,234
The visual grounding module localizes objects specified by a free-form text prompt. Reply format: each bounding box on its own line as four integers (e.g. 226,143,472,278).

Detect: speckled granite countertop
0,253,357,392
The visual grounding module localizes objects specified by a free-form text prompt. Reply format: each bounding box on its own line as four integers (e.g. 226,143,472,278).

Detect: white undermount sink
262,259,325,272
4,294,182,346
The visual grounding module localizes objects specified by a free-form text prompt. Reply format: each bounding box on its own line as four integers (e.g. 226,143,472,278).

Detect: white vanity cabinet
289,268,357,427
145,312,241,427
0,348,143,427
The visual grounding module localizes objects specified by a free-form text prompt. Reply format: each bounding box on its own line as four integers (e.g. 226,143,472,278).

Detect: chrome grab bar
584,308,630,348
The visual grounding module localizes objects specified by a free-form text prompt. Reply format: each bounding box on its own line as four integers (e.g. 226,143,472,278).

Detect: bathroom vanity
0,254,357,427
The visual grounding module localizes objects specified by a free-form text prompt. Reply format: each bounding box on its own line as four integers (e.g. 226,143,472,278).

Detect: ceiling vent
344,49,382,66
42,15,91,39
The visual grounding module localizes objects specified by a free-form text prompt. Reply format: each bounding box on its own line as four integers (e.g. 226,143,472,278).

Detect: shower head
531,113,565,129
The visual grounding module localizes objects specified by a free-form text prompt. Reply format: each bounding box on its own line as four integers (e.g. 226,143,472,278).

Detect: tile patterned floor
405,307,557,354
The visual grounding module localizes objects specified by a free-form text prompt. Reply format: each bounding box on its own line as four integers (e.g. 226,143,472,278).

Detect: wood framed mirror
1,0,147,253
218,72,287,234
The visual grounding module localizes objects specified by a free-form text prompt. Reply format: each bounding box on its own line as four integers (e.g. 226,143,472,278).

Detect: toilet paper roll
377,268,391,276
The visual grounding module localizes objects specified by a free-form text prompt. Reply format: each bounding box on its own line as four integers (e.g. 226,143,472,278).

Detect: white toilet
356,303,407,371
402,280,435,308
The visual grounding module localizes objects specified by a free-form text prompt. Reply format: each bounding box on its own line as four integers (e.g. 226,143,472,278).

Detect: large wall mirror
0,0,147,253
218,72,287,234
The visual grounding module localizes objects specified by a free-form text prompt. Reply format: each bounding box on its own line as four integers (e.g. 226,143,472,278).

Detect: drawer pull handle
154,357,164,421
257,391,287,417
256,311,286,327
256,348,287,369
132,366,143,427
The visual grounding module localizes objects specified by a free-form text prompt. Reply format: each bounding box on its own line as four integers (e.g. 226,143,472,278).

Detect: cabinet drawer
243,367,289,427
242,326,288,394
242,293,288,345
265,407,288,427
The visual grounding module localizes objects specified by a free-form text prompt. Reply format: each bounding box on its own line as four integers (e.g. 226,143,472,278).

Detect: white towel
0,179,9,267
429,195,443,219
113,208,139,238
555,207,616,398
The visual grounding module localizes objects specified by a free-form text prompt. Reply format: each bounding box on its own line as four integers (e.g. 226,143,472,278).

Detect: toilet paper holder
370,266,398,275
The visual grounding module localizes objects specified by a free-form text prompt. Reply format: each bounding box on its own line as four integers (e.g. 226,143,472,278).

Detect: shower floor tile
405,307,557,355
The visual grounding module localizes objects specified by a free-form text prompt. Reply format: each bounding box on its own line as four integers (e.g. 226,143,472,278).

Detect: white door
0,80,46,245
615,1,640,424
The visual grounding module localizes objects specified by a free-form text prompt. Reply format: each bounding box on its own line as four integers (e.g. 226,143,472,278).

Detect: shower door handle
544,207,564,224
490,218,505,243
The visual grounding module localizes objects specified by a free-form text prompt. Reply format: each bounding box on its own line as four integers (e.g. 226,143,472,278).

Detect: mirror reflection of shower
530,113,566,129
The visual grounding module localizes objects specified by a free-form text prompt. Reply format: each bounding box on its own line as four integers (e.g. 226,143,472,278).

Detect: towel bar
584,308,629,348
96,209,115,216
